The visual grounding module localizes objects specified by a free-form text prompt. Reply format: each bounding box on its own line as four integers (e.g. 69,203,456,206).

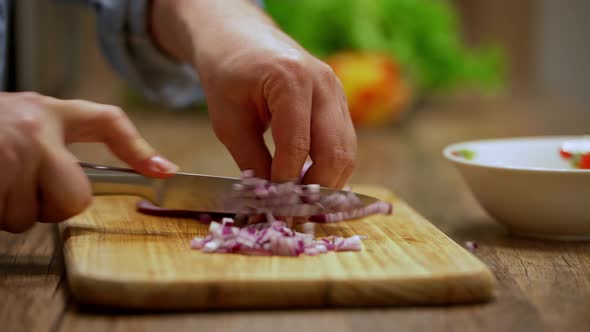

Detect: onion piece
465,241,478,251
335,235,363,251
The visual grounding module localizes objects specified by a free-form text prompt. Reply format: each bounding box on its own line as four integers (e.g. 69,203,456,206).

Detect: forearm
150,0,271,60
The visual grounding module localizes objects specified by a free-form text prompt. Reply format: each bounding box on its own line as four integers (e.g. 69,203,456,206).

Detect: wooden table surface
1,95,589,331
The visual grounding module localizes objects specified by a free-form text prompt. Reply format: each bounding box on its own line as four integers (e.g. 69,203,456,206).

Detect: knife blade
80,162,380,216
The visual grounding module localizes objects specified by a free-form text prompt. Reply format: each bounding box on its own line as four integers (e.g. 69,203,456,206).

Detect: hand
151,0,357,188
0,92,178,233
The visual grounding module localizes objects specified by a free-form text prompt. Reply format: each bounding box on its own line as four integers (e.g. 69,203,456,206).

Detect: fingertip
134,155,179,179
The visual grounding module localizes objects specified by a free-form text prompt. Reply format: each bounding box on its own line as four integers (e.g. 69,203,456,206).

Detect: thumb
52,99,178,178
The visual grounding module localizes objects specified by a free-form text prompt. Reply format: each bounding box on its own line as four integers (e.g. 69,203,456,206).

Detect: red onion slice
137,200,234,223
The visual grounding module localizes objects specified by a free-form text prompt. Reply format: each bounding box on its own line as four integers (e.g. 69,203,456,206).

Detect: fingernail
148,156,179,174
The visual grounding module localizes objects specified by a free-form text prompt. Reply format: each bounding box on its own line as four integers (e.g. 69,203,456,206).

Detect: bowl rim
442,135,590,174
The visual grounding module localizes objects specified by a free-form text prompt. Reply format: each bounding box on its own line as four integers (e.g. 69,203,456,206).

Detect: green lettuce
265,0,504,94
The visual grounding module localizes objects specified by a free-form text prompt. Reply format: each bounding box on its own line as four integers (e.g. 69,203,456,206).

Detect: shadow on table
0,225,64,276
63,220,563,317
0,254,63,276
68,299,493,317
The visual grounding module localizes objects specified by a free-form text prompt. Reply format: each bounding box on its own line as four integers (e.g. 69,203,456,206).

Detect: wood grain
0,224,67,332
59,185,493,309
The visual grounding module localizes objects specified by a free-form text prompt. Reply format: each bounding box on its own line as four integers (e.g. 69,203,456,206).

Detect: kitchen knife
80,162,380,216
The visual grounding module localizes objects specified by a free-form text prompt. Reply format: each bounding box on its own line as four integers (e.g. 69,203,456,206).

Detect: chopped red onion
465,241,478,251
335,235,363,251
309,201,393,223
300,160,313,179
190,215,365,256
139,170,393,256
224,171,393,223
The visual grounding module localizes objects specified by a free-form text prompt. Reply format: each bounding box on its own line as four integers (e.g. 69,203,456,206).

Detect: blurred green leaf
265,0,504,94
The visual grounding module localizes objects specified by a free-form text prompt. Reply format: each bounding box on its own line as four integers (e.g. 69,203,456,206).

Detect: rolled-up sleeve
85,0,203,108
64,0,264,108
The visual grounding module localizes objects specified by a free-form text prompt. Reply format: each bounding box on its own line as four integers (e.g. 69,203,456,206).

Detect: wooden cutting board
60,185,494,309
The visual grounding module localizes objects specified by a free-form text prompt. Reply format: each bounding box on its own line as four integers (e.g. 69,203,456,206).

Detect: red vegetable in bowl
559,140,590,169
559,148,572,159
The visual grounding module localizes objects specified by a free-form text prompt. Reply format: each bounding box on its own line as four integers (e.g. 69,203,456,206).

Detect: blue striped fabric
0,0,9,91
0,0,264,107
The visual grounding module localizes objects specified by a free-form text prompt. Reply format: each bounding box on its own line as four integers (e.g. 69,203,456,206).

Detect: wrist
152,0,274,71
149,0,197,63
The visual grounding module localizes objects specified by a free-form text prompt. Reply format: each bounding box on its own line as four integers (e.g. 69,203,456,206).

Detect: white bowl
443,136,590,241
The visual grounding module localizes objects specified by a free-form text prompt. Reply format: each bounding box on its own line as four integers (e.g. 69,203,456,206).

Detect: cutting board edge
65,260,495,309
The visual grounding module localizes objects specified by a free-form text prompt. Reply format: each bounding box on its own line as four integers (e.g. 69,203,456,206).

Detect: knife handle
79,162,157,202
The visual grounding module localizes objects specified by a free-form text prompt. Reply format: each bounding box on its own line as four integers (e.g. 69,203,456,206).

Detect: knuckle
315,61,339,87
17,91,54,107
327,146,356,171
17,91,42,102
343,153,357,173
271,53,308,84
14,112,42,137
1,114,43,159
99,105,126,125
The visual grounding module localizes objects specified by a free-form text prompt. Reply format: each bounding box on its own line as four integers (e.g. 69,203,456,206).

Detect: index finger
51,99,178,178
